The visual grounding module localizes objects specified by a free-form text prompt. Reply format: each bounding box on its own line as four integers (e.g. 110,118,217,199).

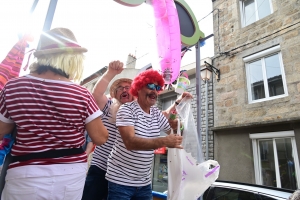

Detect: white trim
243,45,280,62
252,139,261,184
273,139,281,188
279,52,289,97
249,131,294,139
291,137,300,188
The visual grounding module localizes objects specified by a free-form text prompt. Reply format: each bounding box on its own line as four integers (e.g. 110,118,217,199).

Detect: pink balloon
151,0,181,84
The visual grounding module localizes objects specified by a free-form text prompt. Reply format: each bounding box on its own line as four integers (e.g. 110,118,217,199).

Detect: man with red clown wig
106,69,192,200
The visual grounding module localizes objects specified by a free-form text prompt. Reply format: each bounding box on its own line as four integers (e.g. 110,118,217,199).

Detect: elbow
93,129,108,146
123,140,134,151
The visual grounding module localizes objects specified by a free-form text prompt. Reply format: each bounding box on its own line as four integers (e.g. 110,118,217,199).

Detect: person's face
115,82,133,104
137,82,162,107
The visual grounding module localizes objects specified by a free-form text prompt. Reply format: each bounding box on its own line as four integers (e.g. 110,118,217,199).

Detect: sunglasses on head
147,83,162,91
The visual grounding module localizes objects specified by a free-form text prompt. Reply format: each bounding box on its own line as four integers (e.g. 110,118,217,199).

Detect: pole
205,81,209,160
195,40,202,163
42,0,58,32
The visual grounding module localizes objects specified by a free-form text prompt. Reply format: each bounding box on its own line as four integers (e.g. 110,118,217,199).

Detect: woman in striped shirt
0,28,108,200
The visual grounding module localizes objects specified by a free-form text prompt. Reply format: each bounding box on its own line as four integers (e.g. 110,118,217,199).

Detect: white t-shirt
106,101,170,186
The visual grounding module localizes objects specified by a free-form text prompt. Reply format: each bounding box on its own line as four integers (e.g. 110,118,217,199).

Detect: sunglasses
147,83,162,91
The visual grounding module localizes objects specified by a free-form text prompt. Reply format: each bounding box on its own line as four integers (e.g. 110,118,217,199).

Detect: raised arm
162,91,193,118
118,126,182,151
92,61,124,110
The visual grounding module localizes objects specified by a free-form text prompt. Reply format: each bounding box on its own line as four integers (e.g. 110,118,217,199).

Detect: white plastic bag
167,97,220,200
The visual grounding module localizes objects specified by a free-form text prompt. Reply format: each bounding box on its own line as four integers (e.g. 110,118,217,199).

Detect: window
209,187,257,200
240,0,273,27
250,131,300,190
244,46,288,103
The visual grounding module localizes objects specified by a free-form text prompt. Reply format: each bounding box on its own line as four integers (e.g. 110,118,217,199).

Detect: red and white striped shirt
0,75,102,169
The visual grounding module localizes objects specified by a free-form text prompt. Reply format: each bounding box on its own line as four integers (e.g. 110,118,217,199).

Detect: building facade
212,0,300,190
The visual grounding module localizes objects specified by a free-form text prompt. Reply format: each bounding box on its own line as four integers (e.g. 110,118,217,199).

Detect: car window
211,187,257,200
260,195,279,200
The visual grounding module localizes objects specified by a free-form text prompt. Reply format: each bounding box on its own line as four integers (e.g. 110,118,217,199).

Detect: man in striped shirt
82,60,134,200
106,69,192,200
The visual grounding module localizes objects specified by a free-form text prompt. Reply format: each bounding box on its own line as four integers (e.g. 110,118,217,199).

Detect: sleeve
158,109,171,132
0,88,14,123
116,104,134,127
101,99,112,117
85,91,103,124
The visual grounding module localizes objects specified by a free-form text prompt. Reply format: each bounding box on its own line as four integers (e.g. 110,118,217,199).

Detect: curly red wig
130,69,165,97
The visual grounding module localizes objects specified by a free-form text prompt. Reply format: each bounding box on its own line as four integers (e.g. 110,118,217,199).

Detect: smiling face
137,82,159,110
114,81,133,104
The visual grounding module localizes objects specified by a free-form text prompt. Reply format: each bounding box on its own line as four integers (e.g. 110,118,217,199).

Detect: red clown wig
130,69,165,97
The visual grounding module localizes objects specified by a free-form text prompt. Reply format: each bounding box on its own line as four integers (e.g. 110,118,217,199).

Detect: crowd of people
0,27,191,200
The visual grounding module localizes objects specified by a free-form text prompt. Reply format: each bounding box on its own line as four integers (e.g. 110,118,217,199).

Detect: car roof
212,181,293,199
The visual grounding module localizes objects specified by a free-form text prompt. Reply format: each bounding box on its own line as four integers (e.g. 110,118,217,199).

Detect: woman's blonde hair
29,53,85,82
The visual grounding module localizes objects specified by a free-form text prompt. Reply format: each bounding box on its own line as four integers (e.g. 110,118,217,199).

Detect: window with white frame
240,0,273,27
244,45,288,103
250,131,300,190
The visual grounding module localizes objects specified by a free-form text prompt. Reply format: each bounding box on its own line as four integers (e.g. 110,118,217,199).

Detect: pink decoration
151,0,181,84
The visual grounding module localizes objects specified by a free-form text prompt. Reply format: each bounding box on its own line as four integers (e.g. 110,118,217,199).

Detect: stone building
211,0,300,190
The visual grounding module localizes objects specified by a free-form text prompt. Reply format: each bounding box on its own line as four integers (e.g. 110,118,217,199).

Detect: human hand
175,92,193,104
107,60,124,75
164,134,183,149
168,118,178,131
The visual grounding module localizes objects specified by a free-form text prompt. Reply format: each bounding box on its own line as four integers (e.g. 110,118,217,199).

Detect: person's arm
162,91,193,118
0,121,14,140
85,142,94,156
118,126,182,151
86,117,108,146
92,61,124,110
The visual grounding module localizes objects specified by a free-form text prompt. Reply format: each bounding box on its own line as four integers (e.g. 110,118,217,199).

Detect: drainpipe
195,40,203,163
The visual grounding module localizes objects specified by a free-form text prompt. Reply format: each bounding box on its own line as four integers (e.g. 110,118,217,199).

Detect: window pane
259,140,277,187
265,54,284,97
275,138,297,190
212,187,256,200
244,0,256,26
257,0,271,19
249,60,265,100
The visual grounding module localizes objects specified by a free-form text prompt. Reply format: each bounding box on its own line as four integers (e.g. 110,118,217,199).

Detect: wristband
175,101,179,105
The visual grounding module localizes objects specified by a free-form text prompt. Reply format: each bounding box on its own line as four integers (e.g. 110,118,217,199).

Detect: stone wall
212,0,300,128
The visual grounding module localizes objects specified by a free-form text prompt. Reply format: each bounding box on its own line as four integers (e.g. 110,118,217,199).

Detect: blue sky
0,0,214,79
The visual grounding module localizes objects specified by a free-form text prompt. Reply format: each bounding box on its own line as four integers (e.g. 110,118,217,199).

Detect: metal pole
30,0,39,14
205,81,209,160
42,0,58,31
195,40,202,163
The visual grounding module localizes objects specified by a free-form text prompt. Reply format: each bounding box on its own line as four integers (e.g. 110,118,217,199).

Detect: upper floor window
244,45,288,104
240,0,273,27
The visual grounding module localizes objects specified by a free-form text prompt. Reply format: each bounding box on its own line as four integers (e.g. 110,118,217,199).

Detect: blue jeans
107,181,152,200
81,165,108,200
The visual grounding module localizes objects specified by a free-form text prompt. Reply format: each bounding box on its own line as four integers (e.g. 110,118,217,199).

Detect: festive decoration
151,0,181,84
175,70,190,94
0,34,33,90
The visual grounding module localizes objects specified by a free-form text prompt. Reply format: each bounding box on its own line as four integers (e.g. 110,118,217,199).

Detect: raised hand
107,60,124,76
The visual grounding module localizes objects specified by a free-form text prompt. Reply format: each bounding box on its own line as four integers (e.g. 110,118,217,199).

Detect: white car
203,181,295,200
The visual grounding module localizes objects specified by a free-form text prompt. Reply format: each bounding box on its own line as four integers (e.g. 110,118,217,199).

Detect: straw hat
34,28,87,57
109,78,132,98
